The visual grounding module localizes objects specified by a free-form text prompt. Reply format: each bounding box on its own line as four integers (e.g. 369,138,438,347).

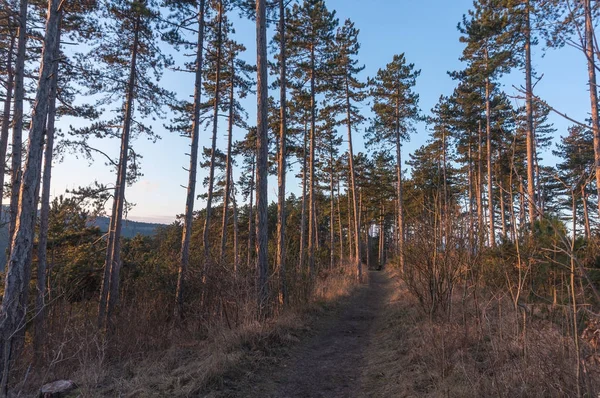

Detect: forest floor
211,270,398,398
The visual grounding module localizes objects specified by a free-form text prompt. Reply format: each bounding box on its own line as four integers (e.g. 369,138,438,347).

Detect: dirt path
245,271,391,398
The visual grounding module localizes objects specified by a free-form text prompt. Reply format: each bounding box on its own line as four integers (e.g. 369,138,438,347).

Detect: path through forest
244,271,391,398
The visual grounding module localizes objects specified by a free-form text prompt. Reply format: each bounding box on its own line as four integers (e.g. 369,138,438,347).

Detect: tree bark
336,178,344,263
255,0,269,315
220,47,235,261
307,46,316,275
98,12,141,329
0,0,60,391
246,155,255,269
0,34,15,225
378,202,384,269
177,0,205,321
202,0,223,266
477,121,484,248
298,118,307,271
525,0,537,225
276,0,288,306
345,75,362,279
329,146,335,270
34,14,62,359
395,95,405,273
232,181,239,275
585,0,600,218
485,70,495,248
7,0,28,262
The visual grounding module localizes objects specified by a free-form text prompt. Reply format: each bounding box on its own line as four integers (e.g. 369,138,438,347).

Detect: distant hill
93,216,165,238
0,212,166,271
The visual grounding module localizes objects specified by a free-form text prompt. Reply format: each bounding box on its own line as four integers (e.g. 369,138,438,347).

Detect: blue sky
50,0,591,223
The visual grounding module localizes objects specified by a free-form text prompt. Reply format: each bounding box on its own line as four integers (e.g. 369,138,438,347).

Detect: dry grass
360,269,600,398
18,264,361,397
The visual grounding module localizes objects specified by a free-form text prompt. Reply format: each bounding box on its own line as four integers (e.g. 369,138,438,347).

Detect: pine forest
1,0,600,396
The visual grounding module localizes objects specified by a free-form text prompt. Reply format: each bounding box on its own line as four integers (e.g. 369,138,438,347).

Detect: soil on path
244,271,391,398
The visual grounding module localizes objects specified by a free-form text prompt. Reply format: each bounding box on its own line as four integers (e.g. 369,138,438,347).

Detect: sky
49,0,592,224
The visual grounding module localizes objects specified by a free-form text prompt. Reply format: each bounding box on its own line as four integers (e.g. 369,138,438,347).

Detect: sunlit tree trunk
345,75,362,279
299,119,308,271
485,64,495,248
0,34,15,224
247,155,255,269
255,0,269,315
34,14,62,358
98,13,141,329
337,178,344,263
525,0,537,225
220,49,235,261
276,0,288,305
177,0,205,320
585,0,600,218
203,0,223,265
307,46,316,275
8,0,29,261
0,0,60,390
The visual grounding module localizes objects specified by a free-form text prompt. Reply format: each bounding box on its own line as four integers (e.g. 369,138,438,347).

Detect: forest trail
244,271,391,398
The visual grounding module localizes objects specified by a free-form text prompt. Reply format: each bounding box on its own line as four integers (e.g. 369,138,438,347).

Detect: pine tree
286,0,337,274
7,0,28,260
0,0,61,389
368,53,420,272
457,0,513,246
220,40,254,261
202,0,226,266
164,0,207,320
255,0,269,314
0,4,17,225
274,0,288,306
86,0,174,329
327,18,366,279
554,125,596,239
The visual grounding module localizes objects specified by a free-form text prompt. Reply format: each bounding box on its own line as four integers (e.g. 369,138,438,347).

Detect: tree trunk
497,148,507,241
299,118,308,271
176,0,205,321
255,0,269,315
232,181,239,276
525,0,536,225
34,14,62,359
585,0,600,218
0,34,15,225
276,0,288,306
345,76,362,279
247,155,255,269
477,121,484,248
485,71,495,248
203,0,223,265
330,148,335,270
307,46,316,276
395,94,405,272
378,202,384,269
442,127,449,245
347,184,353,259
7,0,28,262
98,12,141,329
0,0,60,391
468,141,474,251
220,48,235,261
336,178,344,263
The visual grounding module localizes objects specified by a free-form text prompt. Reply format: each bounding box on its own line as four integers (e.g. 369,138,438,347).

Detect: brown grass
18,264,360,397
360,269,600,398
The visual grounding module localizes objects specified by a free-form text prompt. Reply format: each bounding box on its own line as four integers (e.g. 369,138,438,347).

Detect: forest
1,0,600,396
